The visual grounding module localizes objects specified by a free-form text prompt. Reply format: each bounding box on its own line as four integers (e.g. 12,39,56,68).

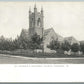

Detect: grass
0,49,84,58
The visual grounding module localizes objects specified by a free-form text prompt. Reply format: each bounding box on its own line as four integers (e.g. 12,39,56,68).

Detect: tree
0,36,15,51
71,43,80,53
19,30,29,49
28,33,43,53
80,43,84,54
0,36,6,50
61,41,71,52
47,40,61,53
12,38,20,50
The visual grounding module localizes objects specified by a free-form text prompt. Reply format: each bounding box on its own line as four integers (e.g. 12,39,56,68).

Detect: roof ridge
44,28,53,30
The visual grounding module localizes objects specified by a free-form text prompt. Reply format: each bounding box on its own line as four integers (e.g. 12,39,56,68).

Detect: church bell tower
29,4,44,38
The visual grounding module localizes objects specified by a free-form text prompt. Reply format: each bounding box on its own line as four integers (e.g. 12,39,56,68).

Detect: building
43,28,63,52
27,5,63,53
29,4,43,38
20,5,79,53
20,5,64,53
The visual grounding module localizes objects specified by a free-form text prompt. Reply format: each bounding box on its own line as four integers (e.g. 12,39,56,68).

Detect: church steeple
29,6,31,14
41,6,43,12
41,6,43,15
34,4,37,13
29,4,44,38
34,4,36,9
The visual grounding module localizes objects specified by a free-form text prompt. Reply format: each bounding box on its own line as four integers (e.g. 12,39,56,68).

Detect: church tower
29,4,44,38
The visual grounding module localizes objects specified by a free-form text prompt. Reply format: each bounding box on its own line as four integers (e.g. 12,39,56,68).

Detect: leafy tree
28,33,43,53
0,32,43,52
71,43,80,53
11,38,20,50
18,38,29,49
0,36,15,51
61,41,71,52
80,43,84,54
0,36,6,50
47,40,61,53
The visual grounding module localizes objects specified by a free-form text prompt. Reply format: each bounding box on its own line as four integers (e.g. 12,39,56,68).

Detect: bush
61,41,71,52
47,40,61,53
80,43,84,54
71,43,80,53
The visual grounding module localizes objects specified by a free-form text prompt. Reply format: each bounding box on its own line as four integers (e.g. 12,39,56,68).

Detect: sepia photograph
0,1,84,64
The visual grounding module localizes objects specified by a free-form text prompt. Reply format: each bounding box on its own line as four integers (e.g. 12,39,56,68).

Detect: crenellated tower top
28,4,44,38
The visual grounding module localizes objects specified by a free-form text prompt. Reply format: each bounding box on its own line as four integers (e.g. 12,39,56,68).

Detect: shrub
61,41,71,52
80,43,84,54
47,40,61,53
71,43,80,53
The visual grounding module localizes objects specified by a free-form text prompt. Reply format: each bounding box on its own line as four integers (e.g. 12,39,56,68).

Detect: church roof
21,28,54,38
21,29,28,35
44,28,54,37
44,28,64,42
64,36,79,44
20,28,63,42
21,29,28,33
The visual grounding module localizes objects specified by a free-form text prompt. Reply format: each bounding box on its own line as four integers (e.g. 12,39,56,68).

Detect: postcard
0,0,84,82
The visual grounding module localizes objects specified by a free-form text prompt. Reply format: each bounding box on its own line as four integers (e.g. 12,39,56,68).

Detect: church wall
43,28,64,53
44,29,57,53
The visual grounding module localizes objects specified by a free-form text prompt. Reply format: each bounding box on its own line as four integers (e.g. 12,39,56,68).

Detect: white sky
0,2,84,41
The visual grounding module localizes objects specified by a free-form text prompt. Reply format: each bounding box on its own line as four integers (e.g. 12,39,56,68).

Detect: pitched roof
44,28,53,37
22,28,55,37
21,28,63,41
44,28,64,42
21,29,28,35
64,36,79,44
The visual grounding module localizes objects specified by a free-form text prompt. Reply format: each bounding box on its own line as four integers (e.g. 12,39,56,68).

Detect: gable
64,36,79,45
44,28,63,45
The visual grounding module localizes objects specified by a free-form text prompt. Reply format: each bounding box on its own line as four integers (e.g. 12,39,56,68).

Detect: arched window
37,18,41,26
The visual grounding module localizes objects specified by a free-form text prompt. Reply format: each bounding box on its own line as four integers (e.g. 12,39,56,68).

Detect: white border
0,64,83,82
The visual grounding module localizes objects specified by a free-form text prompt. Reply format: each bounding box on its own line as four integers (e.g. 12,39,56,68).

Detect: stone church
21,5,79,53
20,5,63,53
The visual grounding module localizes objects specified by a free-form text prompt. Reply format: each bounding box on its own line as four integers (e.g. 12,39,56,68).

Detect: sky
0,2,84,41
